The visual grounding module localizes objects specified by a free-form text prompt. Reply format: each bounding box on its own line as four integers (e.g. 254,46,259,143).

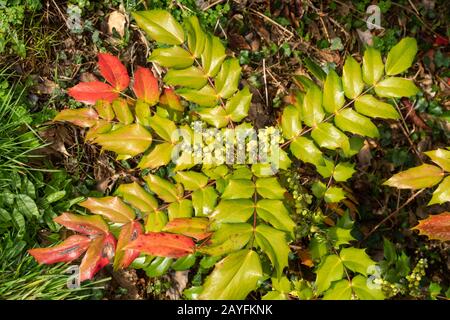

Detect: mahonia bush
28,9,427,300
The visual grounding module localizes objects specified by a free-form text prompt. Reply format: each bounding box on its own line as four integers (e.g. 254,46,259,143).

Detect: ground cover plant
0,0,448,301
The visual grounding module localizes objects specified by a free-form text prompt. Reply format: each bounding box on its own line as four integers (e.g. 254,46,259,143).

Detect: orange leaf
114,220,143,270
412,212,450,241
163,217,211,241
68,81,119,104
54,212,109,235
80,233,116,281
28,235,91,264
159,88,183,111
53,108,99,127
132,66,160,105
125,232,195,258
98,53,130,91
80,196,135,223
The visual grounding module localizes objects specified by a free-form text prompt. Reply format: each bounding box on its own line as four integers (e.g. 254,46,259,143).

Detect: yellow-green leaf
174,171,208,191
138,143,173,169
334,109,379,138
148,46,194,69
177,85,218,107
374,77,420,98
95,100,114,121
290,136,325,167
167,199,193,220
210,199,254,224
339,248,375,276
362,46,384,85
383,164,444,189
132,10,184,45
222,179,255,199
115,182,158,212
135,100,151,126
112,98,133,124
316,254,344,293
255,177,286,199
354,94,400,119
197,106,228,128
385,37,418,76
323,69,345,113
302,84,324,127
94,124,152,156
311,122,350,153
191,186,218,217
256,199,296,234
352,275,384,300
323,279,352,300
80,196,135,223
164,66,208,89
281,105,302,139
225,86,252,122
144,174,181,203
149,114,177,142
54,108,98,127
201,35,226,77
215,58,241,99
429,176,450,205
145,210,168,232
199,223,252,256
425,148,450,172
342,55,364,99
185,15,205,58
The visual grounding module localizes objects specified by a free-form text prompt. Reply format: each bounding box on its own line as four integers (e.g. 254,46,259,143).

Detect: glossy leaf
354,94,400,119
311,122,350,153
68,82,118,104
174,171,208,191
148,114,177,142
164,66,208,89
323,279,352,300
201,35,226,77
215,58,241,99
429,176,450,205
412,212,450,241
145,210,168,232
167,199,193,220
80,196,135,223
132,66,159,105
199,223,252,256
324,187,346,203
192,186,218,217
185,15,205,57
290,136,325,167
281,105,302,139
333,162,356,182
94,124,152,156
125,232,195,258
362,46,384,85
144,174,180,203
340,248,375,276
94,100,114,121
112,98,133,124
132,10,184,45
177,85,218,107
255,224,290,278
200,249,262,300
79,233,116,281
149,46,194,69
328,226,355,246
114,220,143,270
222,179,255,199
225,87,252,122
211,199,254,224
54,212,109,235
383,164,444,189
323,69,345,113
145,257,173,277
98,53,129,91
115,182,158,212
255,177,286,199
163,217,211,240
159,88,184,111
302,85,324,127
54,108,99,127
342,56,364,99
385,37,417,76
316,254,344,293
425,148,450,172
135,100,151,126
352,275,384,300
138,143,173,169
197,106,228,128
28,235,91,265
256,199,296,234
335,109,379,138
374,77,420,98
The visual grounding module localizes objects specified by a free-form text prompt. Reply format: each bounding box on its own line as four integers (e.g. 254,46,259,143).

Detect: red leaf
434,35,449,47
125,232,195,258
68,81,118,104
159,88,183,111
132,66,160,105
28,235,91,264
163,217,211,241
54,212,109,235
98,53,130,91
114,220,143,270
412,212,450,241
80,233,116,281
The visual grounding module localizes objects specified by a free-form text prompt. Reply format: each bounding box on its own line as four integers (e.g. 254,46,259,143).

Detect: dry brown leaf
108,11,127,37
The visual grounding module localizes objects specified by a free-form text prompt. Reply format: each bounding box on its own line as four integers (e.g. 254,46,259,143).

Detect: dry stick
249,8,294,39
262,58,269,107
364,189,425,240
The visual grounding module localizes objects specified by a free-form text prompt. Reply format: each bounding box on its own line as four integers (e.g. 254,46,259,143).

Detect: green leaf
201,35,226,77
324,187,346,203
132,10,184,45
328,227,355,246
351,275,385,300
197,106,228,128
199,223,252,256
215,58,241,99
94,124,152,156
323,69,345,113
145,210,168,232
424,148,450,172
174,171,208,191
385,37,418,76
144,174,180,203
255,177,286,199
302,85,324,127
334,109,379,138
316,254,344,293
211,199,254,224
164,66,208,89
303,57,326,81
95,100,114,121
374,77,420,98
340,248,375,276
354,94,400,119
185,15,206,57
138,143,174,169
281,105,302,139
333,162,356,182
15,194,39,219
167,199,193,220
342,55,364,99
256,199,296,234
144,256,173,277
172,254,197,271
316,158,335,178
222,179,255,199
311,122,350,153
177,85,218,107
429,176,450,205
192,186,218,217
149,114,177,143
200,249,262,300
148,46,194,69
290,136,325,167
135,100,151,126
225,87,252,122
255,224,290,278
262,291,288,300
115,181,158,212
362,46,384,85
323,279,352,300
383,164,444,189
